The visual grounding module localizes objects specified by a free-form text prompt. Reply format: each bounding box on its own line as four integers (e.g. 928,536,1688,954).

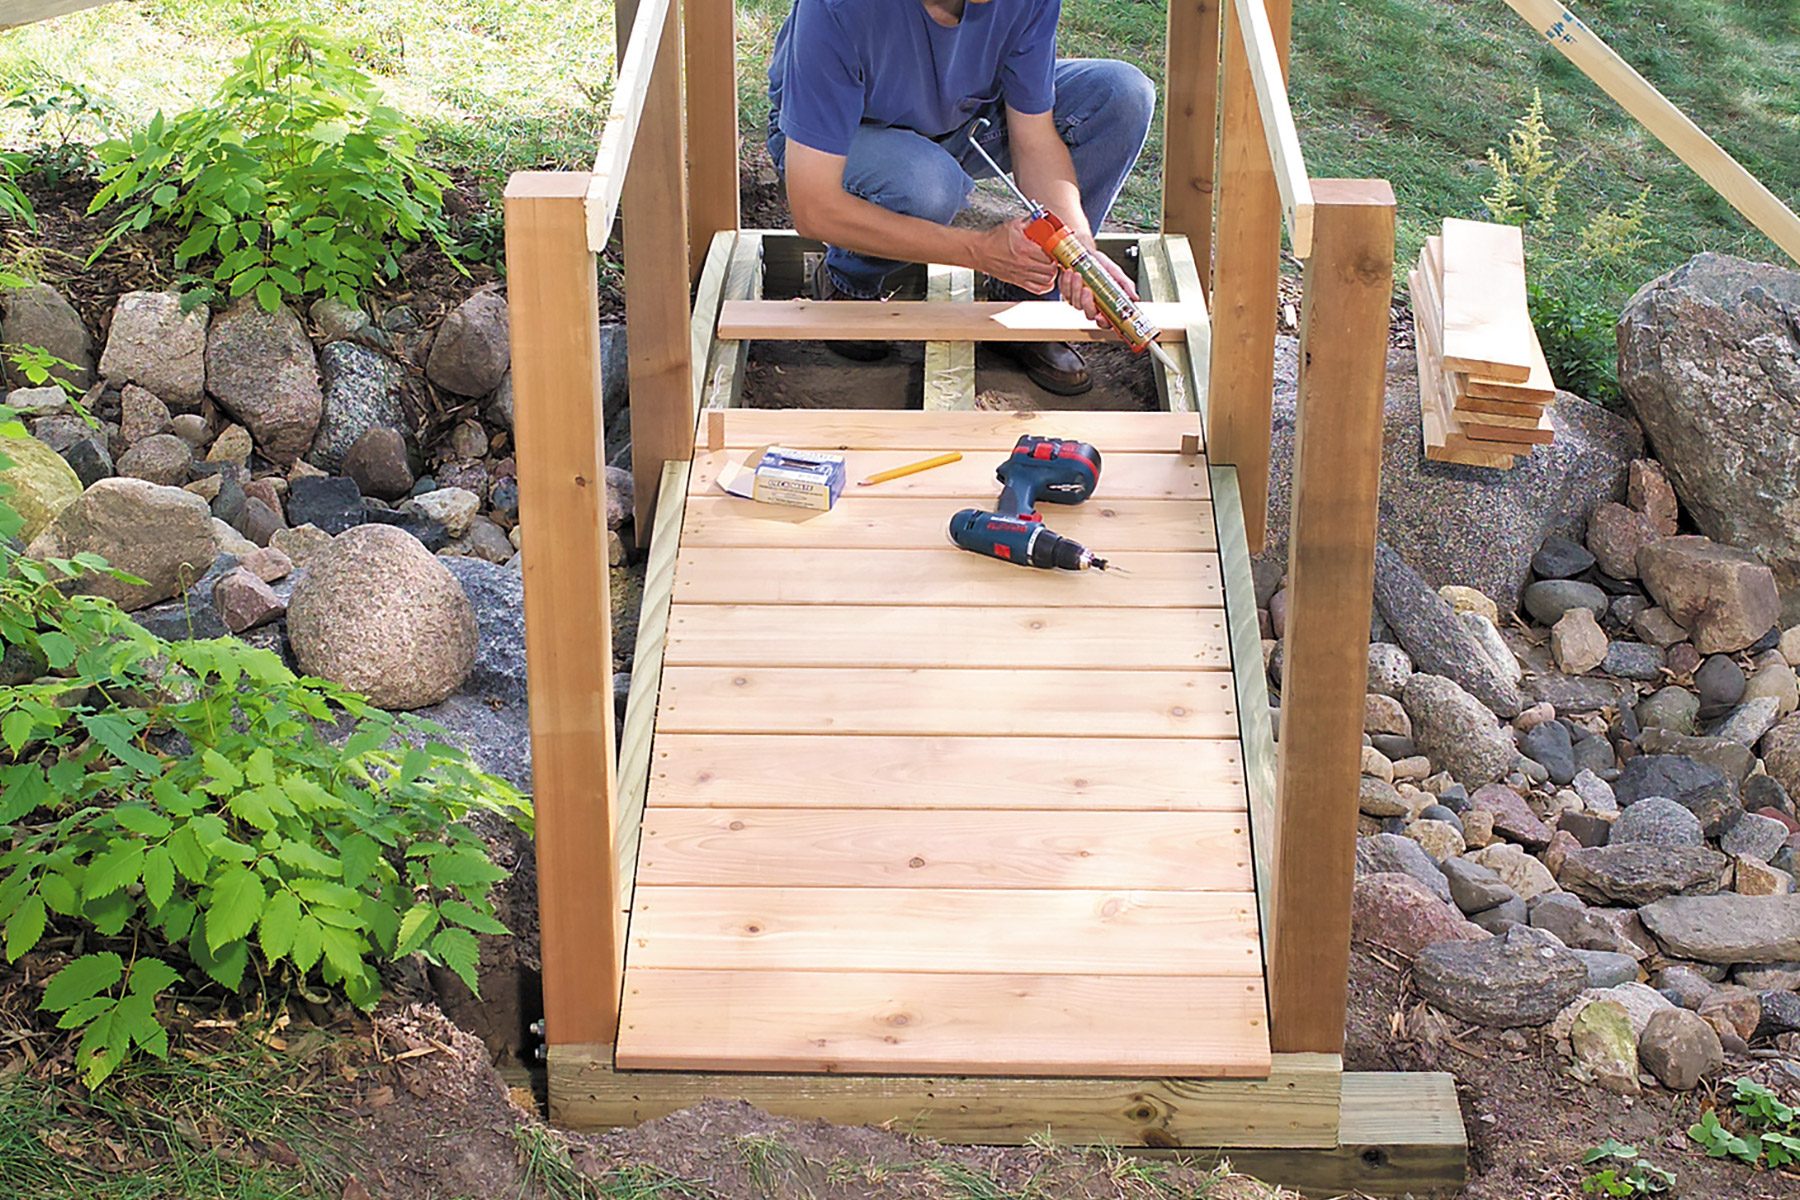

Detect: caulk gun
966,117,1181,375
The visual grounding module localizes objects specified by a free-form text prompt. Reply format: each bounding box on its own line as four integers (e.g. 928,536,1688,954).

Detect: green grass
0,0,1794,312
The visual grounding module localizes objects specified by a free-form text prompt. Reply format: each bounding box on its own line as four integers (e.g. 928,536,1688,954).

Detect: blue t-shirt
769,0,1061,157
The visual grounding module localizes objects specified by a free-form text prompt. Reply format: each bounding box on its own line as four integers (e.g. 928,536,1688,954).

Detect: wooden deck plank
636,809,1255,890
700,409,1203,453
718,298,1190,343
662,605,1230,670
689,447,1212,500
614,970,1270,1076
673,548,1223,608
650,735,1247,811
656,666,1239,738
680,495,1217,552
1436,220,1535,382
626,888,1262,975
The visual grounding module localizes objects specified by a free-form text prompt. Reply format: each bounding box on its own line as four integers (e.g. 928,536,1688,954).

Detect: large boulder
1260,340,1641,614
1618,253,1800,622
286,524,477,710
0,433,83,540
1413,924,1588,1027
307,342,407,473
98,291,209,411
1637,536,1780,654
414,556,530,786
27,478,216,611
1638,893,1800,964
1351,872,1487,955
1402,673,1518,788
205,299,322,464
1372,543,1522,716
426,292,510,397
1,283,92,390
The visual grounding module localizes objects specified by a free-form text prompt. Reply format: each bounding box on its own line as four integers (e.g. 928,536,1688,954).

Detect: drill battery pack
716,445,847,511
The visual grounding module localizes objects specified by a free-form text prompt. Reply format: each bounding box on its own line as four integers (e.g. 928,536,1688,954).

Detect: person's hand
974,219,1059,295
1057,246,1137,329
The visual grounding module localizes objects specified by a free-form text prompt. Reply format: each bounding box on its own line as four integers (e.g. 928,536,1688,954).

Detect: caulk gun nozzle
1149,342,1181,373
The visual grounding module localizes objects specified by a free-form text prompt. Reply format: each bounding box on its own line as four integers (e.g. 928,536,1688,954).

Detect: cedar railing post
684,0,739,281
1161,0,1222,291
618,0,693,534
1207,0,1290,552
504,172,622,1051
1267,180,1395,1054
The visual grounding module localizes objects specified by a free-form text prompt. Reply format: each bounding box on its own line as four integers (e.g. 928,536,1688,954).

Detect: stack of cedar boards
1411,217,1556,469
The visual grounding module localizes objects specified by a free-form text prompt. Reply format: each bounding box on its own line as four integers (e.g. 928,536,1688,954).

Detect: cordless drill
948,435,1112,571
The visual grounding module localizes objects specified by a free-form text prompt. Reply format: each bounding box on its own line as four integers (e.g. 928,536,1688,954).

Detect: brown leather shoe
808,258,892,362
992,340,1093,396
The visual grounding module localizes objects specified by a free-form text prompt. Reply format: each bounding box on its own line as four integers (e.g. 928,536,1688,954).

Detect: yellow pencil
857,451,962,487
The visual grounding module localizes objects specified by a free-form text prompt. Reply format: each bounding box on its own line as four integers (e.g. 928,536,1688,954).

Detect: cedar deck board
1435,219,1535,381
616,407,1264,1078
718,298,1190,343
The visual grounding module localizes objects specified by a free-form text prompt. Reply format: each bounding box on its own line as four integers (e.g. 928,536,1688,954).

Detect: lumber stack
1410,218,1557,469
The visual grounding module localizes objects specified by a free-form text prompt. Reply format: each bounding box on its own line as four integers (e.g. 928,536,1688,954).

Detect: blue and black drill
948,435,1112,571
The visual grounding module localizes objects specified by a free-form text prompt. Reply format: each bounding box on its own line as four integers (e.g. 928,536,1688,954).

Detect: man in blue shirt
767,0,1156,395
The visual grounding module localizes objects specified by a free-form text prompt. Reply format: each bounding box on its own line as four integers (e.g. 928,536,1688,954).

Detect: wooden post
1267,180,1395,1055
619,0,693,533
503,172,622,1049
1161,0,1222,286
1206,0,1290,554
684,0,740,281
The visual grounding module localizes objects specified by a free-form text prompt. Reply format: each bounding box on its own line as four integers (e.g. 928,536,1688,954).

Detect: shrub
0,151,34,230
87,21,456,313
4,76,111,186
0,410,528,1086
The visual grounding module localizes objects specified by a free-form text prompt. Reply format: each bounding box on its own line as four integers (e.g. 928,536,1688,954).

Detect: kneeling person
767,0,1156,396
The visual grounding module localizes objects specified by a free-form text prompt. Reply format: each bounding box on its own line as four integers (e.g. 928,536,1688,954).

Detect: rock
1747,659,1800,717
211,517,255,557
1361,744,1395,784
0,432,83,540
169,413,210,450
1632,607,1688,649
1407,819,1466,861
1608,594,1651,632
309,296,371,341
1470,783,1554,848
1524,579,1609,626
1611,797,1704,847
1471,842,1560,900
1628,459,1680,537
1738,964,1800,991
412,556,531,786
1767,718,1800,802
1364,692,1410,738
1414,925,1587,1027
269,524,334,567
1755,990,1800,1039
448,419,488,461
1355,833,1454,902
1618,254,1800,623
1746,774,1793,818
341,426,414,501
1463,610,1521,683
1666,642,1701,677
27,478,216,611
1404,674,1518,788
1587,502,1659,581
1573,769,1618,815
1559,811,1613,849
1697,986,1761,1042
1441,856,1518,914
1570,999,1640,1093
1724,812,1792,863
286,524,477,710
59,436,113,489
1602,641,1663,681
206,423,253,468
426,292,510,397
1559,844,1727,906
238,545,292,583
1695,654,1748,711
1655,966,1719,1009
1736,857,1795,897
443,517,515,566
98,291,208,411
286,475,366,536
1614,755,1738,836
118,384,172,445
1714,696,1781,747
2,283,92,390
1358,776,1408,818
1522,721,1577,786
485,369,513,431
1635,730,1753,787
1531,894,1632,955
1352,873,1488,956
8,385,68,419
1440,585,1499,625
308,342,406,472
115,432,192,486
205,299,322,464
240,497,285,547
1635,686,1700,736
1532,535,1596,580
1471,897,1527,932
1637,536,1780,655
1572,949,1641,990
1638,1007,1721,1090
1639,894,1800,963
364,506,449,553
212,566,285,633
604,465,634,531
243,477,283,514
403,486,477,539
1367,642,1414,696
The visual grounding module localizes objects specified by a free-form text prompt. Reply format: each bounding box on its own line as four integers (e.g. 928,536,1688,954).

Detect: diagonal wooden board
1436,218,1537,382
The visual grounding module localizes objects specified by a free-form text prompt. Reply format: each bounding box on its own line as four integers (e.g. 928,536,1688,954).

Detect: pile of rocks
1264,456,1800,1096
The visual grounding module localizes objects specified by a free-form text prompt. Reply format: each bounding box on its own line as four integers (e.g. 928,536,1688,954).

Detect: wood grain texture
1412,267,1522,469
702,409,1203,452
625,889,1262,974
1163,235,1215,421
549,1045,1344,1147
923,264,977,410
1271,182,1395,1054
637,809,1255,890
692,447,1211,499
662,604,1231,670
502,174,620,1046
718,299,1189,343
672,547,1224,608
650,734,1248,811
1161,1,1222,273
656,666,1240,738
1228,0,1313,255
614,971,1270,1075
683,0,739,278
679,495,1217,552
1422,233,1555,405
1437,219,1534,382
584,0,675,251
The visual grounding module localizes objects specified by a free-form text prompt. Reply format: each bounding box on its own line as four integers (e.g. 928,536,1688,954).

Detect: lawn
1,0,1795,310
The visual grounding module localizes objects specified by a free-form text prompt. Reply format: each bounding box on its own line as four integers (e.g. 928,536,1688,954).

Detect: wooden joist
717,298,1190,343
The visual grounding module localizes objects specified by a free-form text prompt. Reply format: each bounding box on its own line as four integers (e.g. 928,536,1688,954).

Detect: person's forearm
798,191,983,274
1013,137,1092,245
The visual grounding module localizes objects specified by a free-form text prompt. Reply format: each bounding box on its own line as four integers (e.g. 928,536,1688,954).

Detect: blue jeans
768,59,1156,300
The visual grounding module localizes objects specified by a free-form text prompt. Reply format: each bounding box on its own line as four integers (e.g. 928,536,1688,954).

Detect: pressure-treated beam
717,299,1191,343
1161,1,1222,281
502,172,621,1048
1268,180,1395,1055
684,0,739,280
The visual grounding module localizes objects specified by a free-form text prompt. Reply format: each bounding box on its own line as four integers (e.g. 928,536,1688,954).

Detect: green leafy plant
87,21,456,312
0,425,528,1087
5,76,112,186
4,344,91,400
1689,1078,1800,1171
1482,89,1573,227
1580,1140,1676,1196
0,151,34,230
